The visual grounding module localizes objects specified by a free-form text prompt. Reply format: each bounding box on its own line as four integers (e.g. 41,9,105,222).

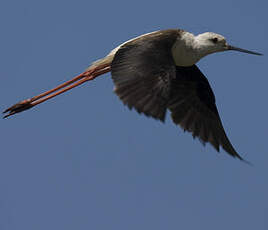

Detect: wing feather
111,29,181,121
169,65,243,159
110,29,243,160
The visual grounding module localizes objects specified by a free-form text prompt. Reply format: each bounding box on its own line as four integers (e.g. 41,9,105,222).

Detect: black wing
111,29,181,121
111,29,243,160
168,65,243,160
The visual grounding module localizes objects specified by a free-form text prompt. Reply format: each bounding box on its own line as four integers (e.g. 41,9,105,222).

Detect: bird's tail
86,51,115,71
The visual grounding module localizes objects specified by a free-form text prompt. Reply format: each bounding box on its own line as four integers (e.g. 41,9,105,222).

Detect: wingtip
236,155,253,166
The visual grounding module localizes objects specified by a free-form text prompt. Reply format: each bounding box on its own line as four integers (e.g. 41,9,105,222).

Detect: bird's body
91,29,212,68
91,29,243,68
3,28,262,161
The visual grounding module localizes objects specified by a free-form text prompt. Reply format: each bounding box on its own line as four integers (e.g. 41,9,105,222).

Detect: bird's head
195,32,262,56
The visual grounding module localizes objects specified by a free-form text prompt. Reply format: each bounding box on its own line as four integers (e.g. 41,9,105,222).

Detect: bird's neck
171,32,210,67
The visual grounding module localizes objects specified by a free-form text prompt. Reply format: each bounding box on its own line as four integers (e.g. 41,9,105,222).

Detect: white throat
171,32,208,67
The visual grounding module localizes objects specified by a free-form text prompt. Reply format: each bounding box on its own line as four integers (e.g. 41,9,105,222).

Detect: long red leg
3,64,111,118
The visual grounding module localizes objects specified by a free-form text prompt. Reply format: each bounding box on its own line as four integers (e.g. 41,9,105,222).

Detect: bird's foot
3,99,34,118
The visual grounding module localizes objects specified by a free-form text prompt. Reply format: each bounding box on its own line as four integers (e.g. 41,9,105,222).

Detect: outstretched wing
110,29,243,160
111,29,181,121
168,65,243,160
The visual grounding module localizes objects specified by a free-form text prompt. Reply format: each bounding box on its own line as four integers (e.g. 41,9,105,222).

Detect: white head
195,32,262,57
171,30,261,67
195,32,227,55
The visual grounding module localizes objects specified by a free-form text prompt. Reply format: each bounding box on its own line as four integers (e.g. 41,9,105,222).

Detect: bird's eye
211,37,218,43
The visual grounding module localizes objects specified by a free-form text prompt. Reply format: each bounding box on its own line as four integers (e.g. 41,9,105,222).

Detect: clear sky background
0,0,267,229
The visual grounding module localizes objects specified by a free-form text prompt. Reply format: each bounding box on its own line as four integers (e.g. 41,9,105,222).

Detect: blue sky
0,0,267,229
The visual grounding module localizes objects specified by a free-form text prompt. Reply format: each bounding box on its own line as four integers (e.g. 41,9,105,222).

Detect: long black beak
227,45,263,56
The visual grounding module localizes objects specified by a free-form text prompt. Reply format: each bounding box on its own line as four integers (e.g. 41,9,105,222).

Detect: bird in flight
3,29,262,161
